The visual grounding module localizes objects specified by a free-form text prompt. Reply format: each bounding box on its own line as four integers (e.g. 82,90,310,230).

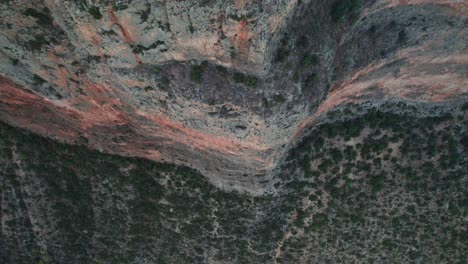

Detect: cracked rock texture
0,0,467,192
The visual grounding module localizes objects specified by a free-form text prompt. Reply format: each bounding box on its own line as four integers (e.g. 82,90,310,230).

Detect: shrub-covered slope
1,102,466,263
274,102,467,263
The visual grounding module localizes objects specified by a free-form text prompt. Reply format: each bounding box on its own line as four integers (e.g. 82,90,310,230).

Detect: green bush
229,14,250,22
398,29,407,44
302,54,319,67
309,213,329,231
233,72,258,87
274,35,290,63
27,35,50,51
303,73,318,90
216,65,228,74
331,0,359,23
191,65,204,83
24,8,53,26
330,148,343,163
273,95,286,103
369,174,385,192
88,6,102,20
275,47,290,63
344,146,357,161
113,3,129,11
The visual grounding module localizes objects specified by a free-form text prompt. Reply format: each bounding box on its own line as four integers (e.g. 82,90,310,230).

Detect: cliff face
0,0,467,192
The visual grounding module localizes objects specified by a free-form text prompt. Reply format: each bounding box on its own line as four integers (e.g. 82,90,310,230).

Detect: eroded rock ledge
0,0,467,192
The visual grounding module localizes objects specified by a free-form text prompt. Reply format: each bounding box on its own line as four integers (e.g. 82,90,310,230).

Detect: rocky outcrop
0,0,467,192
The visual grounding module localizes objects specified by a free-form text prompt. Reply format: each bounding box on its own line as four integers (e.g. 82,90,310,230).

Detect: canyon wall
0,0,467,192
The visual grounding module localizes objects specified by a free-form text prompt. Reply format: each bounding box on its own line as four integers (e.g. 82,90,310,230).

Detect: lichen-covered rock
0,0,467,192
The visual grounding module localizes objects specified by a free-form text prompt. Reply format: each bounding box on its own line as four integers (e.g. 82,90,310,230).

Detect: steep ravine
0,0,467,194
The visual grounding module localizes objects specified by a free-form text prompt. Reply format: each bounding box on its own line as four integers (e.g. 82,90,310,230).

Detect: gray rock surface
0,0,467,192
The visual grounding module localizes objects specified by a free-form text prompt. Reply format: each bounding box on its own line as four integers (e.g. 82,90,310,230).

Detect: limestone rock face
0,0,467,192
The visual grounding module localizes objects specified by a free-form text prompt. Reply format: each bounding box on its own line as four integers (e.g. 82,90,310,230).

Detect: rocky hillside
1,0,466,192
1,101,466,263
0,1,467,262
